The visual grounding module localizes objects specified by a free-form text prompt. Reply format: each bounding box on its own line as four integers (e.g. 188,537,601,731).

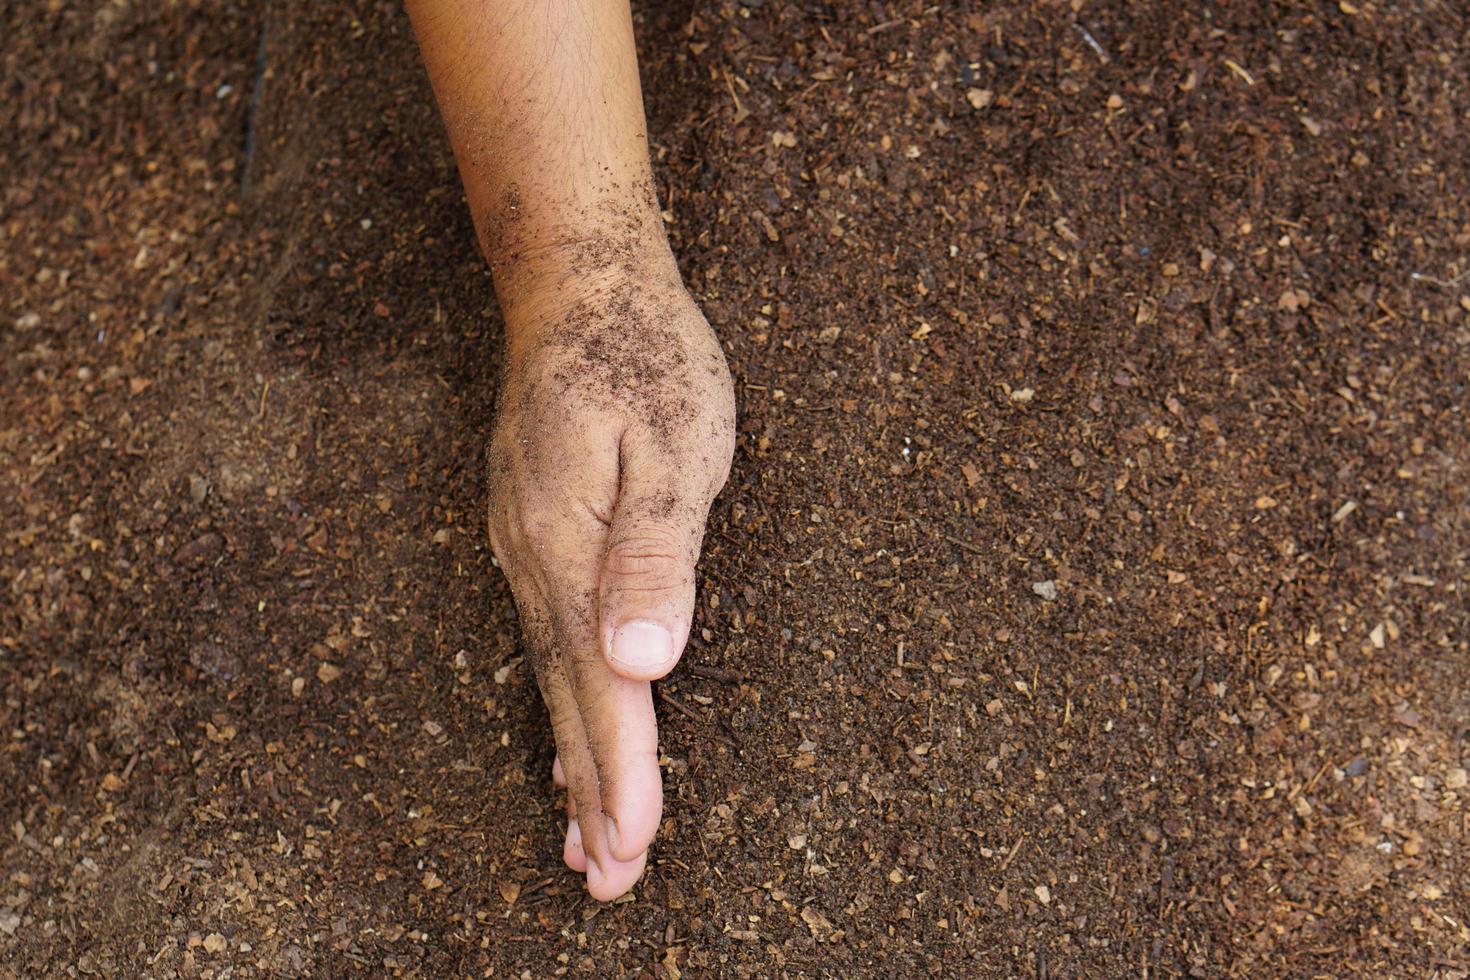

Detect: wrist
489,219,685,345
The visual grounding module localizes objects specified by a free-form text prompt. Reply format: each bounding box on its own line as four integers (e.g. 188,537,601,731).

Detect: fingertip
564,818,587,873
604,807,658,864
605,620,680,680
584,849,647,902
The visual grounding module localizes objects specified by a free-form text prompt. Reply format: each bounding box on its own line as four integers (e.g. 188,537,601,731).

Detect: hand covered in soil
486,261,736,900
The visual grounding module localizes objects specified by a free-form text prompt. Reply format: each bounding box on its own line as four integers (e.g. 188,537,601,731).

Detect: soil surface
4,1,1469,976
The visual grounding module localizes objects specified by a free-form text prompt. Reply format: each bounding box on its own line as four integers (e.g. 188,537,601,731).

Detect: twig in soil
516,877,555,904
998,834,1027,871
658,690,704,724
1072,22,1109,63
658,690,741,751
1410,267,1470,288
1223,58,1256,86
721,67,750,125
943,534,985,556
688,664,744,683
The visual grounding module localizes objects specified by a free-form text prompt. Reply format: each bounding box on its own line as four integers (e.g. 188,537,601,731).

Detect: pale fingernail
585,853,606,892
610,621,674,673
604,814,622,855
566,818,583,852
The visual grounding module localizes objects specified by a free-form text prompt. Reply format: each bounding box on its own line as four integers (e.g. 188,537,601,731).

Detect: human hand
486,256,736,900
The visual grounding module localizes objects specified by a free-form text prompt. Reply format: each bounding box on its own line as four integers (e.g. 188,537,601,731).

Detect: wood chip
800,906,833,936
497,880,520,905
965,88,993,110
1223,58,1255,86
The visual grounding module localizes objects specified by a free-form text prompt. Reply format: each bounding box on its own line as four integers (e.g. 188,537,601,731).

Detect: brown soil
3,1,1469,976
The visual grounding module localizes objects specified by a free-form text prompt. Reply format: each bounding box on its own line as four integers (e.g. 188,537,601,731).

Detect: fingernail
585,853,606,892
604,814,622,855
610,621,674,673
566,818,583,852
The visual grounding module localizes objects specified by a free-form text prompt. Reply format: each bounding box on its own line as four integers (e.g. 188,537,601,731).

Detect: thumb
598,455,711,682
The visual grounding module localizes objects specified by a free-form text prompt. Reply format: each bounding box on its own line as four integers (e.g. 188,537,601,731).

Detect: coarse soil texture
3,0,1469,976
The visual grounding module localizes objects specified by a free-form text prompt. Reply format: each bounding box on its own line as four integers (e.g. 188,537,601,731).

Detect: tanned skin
405,0,736,900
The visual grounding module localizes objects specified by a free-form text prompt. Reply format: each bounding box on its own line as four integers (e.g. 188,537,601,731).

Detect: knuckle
603,529,689,584
546,702,581,735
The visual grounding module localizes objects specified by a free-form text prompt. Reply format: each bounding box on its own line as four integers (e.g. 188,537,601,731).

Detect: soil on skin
3,1,1468,976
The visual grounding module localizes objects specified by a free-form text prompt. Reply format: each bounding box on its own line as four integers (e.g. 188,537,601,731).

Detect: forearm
405,0,672,322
